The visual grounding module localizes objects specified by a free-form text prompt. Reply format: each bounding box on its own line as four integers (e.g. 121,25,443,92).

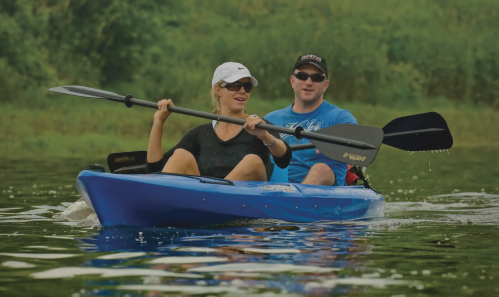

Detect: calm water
1,146,498,296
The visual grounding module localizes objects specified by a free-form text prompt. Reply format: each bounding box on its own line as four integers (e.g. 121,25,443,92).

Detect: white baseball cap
211,62,258,87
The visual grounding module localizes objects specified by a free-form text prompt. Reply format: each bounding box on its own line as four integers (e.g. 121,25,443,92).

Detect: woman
146,62,291,181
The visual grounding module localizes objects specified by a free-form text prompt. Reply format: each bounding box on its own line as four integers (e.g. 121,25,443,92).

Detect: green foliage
1,0,498,107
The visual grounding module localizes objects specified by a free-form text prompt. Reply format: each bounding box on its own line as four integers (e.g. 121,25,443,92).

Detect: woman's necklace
213,112,245,131
213,121,244,131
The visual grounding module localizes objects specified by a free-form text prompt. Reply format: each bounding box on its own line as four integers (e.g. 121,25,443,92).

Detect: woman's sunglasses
294,72,327,82
220,82,253,93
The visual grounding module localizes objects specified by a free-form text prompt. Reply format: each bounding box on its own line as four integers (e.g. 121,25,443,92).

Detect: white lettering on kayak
259,185,297,193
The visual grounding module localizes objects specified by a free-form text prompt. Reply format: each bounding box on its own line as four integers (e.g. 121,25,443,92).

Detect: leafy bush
1,0,498,107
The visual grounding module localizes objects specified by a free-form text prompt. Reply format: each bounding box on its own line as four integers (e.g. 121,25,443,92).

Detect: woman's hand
148,99,173,163
245,115,289,159
244,115,269,140
154,99,174,124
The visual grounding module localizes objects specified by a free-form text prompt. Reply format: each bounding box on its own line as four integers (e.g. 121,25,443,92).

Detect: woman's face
216,77,251,114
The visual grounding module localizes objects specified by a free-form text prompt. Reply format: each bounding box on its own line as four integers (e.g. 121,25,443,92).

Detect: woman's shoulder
189,122,212,131
181,123,213,139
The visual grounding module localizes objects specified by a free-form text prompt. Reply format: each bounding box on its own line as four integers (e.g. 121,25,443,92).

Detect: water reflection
38,223,391,295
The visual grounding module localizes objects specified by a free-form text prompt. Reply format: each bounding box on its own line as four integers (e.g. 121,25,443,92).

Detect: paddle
49,85,383,167
108,112,453,174
381,112,453,151
288,112,453,152
107,151,148,174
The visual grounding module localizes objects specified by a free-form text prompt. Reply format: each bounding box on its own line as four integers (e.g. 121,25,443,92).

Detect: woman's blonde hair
210,80,223,114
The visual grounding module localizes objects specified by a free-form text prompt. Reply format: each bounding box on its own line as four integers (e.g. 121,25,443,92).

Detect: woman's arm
244,116,288,158
259,132,287,158
147,99,174,163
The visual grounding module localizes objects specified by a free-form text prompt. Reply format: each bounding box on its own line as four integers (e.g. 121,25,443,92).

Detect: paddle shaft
172,106,378,149
65,86,376,150
290,128,446,151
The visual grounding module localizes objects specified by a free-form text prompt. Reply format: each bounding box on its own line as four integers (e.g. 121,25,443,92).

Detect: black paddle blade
107,151,148,173
382,112,453,151
309,124,383,167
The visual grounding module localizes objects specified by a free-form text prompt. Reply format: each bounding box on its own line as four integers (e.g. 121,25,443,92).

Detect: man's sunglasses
220,82,253,93
294,72,327,82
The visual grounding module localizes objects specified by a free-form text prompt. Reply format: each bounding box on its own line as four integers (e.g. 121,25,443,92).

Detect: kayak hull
76,170,385,227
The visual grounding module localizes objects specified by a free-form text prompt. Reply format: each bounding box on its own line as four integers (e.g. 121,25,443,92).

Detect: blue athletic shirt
265,100,357,186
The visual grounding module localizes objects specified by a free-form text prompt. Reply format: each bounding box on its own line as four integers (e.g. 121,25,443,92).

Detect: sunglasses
220,81,253,93
294,72,327,82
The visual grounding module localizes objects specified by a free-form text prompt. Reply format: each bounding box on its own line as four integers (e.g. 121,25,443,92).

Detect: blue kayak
76,170,385,227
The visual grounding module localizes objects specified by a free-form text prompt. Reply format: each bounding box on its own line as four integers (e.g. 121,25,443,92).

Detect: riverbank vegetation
2,97,497,158
1,0,498,158
2,0,499,108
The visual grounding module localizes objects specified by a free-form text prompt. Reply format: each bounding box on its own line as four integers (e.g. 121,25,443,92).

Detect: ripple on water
150,256,229,264
117,284,246,295
2,261,36,268
428,192,499,199
96,252,147,260
187,263,340,273
0,253,80,259
52,199,100,227
31,267,202,279
381,191,499,226
304,277,419,289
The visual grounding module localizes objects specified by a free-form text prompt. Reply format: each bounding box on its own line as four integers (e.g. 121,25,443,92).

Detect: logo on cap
301,54,322,62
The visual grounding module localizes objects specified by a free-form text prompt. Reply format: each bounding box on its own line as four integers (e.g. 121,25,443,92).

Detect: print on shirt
280,119,323,141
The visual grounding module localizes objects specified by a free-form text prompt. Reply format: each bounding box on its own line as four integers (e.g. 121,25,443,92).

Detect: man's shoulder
265,105,291,116
316,101,357,124
264,105,292,121
263,101,356,125
320,101,345,113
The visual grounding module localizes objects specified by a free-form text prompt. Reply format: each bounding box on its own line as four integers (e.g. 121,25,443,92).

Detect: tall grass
2,97,497,159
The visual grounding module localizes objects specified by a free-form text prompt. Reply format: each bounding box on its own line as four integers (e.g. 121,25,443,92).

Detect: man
265,54,357,186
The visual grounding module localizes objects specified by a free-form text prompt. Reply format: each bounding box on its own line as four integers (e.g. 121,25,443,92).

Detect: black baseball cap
293,54,328,78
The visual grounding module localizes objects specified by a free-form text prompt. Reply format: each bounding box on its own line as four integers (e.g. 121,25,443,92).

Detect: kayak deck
76,170,385,227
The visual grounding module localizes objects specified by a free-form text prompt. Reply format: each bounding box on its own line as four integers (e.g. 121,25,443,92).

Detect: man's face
290,64,329,105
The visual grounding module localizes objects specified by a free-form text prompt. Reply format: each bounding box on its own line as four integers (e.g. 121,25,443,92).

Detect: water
1,146,498,296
